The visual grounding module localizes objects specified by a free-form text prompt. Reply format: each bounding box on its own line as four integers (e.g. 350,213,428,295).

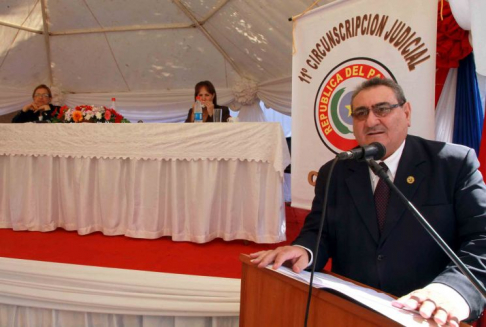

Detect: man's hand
391,286,469,326
22,103,35,112
33,104,51,112
249,246,310,273
23,103,51,113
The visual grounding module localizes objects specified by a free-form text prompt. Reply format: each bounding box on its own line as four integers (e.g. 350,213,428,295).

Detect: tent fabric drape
235,102,266,122
0,86,33,116
0,257,239,327
257,76,292,116
435,68,458,143
449,0,486,76
262,101,292,138
0,307,238,327
452,53,483,154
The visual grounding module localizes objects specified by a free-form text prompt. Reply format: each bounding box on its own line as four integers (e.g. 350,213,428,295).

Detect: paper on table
269,266,438,327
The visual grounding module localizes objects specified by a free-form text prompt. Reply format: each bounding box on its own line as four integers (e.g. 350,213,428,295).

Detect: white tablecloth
0,123,290,243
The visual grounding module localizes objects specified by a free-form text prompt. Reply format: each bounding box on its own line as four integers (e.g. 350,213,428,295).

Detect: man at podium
251,78,486,326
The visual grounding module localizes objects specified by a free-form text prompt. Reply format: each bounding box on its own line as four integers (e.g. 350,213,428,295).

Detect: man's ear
403,102,412,127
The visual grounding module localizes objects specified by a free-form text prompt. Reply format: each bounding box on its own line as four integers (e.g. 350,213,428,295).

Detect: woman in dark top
12,84,60,123
185,81,231,123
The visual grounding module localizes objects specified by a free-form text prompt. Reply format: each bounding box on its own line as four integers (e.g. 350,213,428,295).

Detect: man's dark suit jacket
293,135,486,320
11,104,60,123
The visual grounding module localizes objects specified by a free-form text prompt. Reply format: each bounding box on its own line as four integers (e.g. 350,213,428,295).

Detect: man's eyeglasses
34,94,51,98
351,102,405,120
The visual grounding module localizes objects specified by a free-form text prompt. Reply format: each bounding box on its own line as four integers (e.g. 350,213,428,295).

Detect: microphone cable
303,156,339,327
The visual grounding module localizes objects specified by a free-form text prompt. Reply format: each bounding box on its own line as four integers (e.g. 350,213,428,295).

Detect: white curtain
478,73,486,115
235,102,266,122
262,102,292,138
257,76,292,116
0,86,32,116
435,68,458,143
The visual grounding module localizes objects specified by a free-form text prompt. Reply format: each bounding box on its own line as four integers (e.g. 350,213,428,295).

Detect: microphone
337,142,386,161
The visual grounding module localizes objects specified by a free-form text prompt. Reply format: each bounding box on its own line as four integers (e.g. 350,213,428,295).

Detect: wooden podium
240,254,404,327
240,255,471,327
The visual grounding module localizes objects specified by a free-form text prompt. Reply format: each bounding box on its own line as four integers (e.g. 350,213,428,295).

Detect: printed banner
291,0,437,209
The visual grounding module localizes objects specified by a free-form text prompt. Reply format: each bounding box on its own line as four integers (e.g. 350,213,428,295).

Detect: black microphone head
337,142,386,161
369,142,386,160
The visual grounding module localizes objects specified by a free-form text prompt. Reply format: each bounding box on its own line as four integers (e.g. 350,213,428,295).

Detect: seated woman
12,84,60,123
185,81,230,123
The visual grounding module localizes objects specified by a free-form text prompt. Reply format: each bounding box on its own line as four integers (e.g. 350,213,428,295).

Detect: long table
0,123,290,243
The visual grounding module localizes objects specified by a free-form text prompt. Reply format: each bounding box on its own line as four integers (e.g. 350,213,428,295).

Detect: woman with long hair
185,81,230,123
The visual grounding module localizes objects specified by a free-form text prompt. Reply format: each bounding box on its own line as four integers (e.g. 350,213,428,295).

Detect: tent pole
0,21,42,34
40,0,54,87
199,0,230,24
173,0,244,78
50,23,191,36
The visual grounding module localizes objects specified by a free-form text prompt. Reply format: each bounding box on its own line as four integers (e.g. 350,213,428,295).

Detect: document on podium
270,266,438,327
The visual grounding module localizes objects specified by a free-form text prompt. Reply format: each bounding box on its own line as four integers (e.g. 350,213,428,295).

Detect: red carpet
0,205,310,279
2,206,484,326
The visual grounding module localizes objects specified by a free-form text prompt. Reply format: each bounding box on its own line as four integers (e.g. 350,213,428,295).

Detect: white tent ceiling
0,0,331,110
1,1,485,122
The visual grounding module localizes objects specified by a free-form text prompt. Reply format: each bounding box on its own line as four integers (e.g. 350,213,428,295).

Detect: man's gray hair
351,78,407,109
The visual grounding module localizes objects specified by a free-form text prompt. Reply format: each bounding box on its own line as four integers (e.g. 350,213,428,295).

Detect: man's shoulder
407,134,472,159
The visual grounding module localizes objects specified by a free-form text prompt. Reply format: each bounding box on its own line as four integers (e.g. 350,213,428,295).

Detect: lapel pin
407,176,415,184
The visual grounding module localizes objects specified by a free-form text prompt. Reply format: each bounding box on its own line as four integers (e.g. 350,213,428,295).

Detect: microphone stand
367,159,486,299
303,157,339,327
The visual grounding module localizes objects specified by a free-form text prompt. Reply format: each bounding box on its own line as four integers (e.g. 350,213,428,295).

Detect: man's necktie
374,162,390,233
